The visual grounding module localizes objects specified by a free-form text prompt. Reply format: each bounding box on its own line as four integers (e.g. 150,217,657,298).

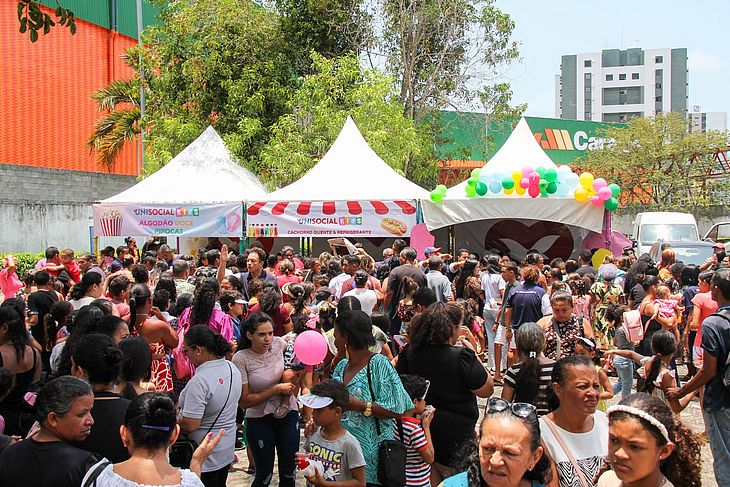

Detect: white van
632,212,700,256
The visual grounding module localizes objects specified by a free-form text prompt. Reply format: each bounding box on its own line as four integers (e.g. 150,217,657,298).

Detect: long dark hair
640,330,677,395
259,283,283,316
0,307,29,361
408,301,461,348
454,259,479,299
118,336,152,400
43,300,74,352
237,312,274,351
69,272,102,300
513,323,546,405
190,278,219,326
71,333,123,385
128,283,151,334
185,324,232,357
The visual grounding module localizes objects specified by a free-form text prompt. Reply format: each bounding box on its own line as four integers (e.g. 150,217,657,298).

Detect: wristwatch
364,401,373,417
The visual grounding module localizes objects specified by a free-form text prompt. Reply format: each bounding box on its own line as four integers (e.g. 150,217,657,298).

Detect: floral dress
132,322,173,392
544,316,584,360
332,354,412,485
589,282,625,350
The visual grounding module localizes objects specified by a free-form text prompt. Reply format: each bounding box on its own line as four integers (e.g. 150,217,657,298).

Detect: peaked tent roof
263,116,429,202
102,126,267,204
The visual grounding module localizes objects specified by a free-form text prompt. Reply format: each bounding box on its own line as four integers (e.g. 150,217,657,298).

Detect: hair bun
147,394,176,424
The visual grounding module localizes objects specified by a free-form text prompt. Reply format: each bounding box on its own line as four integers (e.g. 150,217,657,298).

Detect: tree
260,53,437,189
17,1,76,42
581,113,729,212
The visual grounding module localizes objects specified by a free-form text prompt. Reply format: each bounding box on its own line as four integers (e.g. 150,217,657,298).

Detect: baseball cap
298,393,333,409
714,242,725,250
424,246,442,258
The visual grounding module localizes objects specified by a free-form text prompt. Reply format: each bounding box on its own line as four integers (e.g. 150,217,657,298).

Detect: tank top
0,347,38,410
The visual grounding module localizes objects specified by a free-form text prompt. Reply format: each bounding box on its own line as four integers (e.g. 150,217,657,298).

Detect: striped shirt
504,361,555,416
393,417,431,486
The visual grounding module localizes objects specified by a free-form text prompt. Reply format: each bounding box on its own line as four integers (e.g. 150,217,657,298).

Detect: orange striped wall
0,1,139,175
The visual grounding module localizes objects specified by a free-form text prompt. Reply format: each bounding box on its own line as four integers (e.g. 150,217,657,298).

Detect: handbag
169,362,233,468
365,355,407,487
622,309,645,343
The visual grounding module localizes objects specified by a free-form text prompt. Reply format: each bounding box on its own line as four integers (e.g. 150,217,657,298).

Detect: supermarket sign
524,117,623,165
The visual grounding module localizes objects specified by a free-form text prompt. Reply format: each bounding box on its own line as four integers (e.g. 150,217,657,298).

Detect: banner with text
93,203,243,237
246,200,418,237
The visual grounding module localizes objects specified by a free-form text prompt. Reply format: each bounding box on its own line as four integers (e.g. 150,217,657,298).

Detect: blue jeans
483,309,498,370
246,411,300,487
704,408,730,486
612,355,634,400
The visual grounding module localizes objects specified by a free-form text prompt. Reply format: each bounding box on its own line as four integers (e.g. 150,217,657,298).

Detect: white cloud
689,50,722,71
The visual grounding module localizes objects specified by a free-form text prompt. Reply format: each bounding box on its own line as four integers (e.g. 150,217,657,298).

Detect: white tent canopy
423,117,604,233
263,116,429,201
101,126,267,204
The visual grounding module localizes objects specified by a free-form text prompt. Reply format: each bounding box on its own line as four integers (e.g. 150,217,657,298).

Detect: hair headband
607,404,671,443
142,424,172,431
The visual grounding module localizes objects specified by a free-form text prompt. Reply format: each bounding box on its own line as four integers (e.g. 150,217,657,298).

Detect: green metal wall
39,0,160,39
670,48,688,116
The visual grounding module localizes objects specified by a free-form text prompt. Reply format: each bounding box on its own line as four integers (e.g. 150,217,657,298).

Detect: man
338,255,383,299
418,246,452,273
0,255,23,299
76,253,104,279
668,268,730,485
192,248,222,283
172,259,195,296
575,249,598,277
384,247,427,335
493,263,519,383
26,270,58,370
109,245,129,273
35,247,61,277
158,244,176,266
701,242,728,271
238,247,277,301
425,256,452,302
446,248,470,280
330,255,360,299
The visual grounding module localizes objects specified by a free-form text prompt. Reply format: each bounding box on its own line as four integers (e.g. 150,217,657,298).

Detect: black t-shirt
576,265,598,277
27,290,58,343
701,309,730,411
629,283,646,309
0,439,96,487
69,391,131,463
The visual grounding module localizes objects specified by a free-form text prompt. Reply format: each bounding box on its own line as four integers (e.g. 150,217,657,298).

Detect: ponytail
70,272,102,300
185,325,231,357
640,354,663,395
128,284,151,333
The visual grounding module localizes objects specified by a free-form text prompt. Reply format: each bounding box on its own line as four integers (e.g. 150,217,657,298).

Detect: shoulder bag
366,355,407,487
541,416,592,487
169,362,233,468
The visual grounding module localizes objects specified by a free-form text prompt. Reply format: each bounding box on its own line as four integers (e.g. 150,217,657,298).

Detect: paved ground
227,365,718,486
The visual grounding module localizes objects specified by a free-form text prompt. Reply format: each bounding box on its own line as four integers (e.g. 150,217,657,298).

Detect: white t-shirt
69,296,95,310
480,273,505,311
539,412,608,487
343,288,378,315
82,461,204,487
329,273,351,299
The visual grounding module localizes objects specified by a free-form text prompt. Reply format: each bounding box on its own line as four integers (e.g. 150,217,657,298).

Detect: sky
494,0,730,118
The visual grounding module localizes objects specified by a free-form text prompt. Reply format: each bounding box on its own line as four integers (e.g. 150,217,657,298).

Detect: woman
178,279,235,344
178,325,241,487
68,271,104,310
0,376,96,487
540,356,608,487
638,276,675,358
0,307,41,436
116,336,155,400
502,323,555,416
129,284,178,392
597,393,701,487
589,264,625,350
657,249,676,283
538,292,594,361
233,312,298,487
41,300,74,371
247,283,292,336
680,265,700,379
330,310,412,487
480,255,506,374
276,259,301,291
83,392,223,486
454,259,483,303
396,302,492,484
440,398,552,487
69,333,130,462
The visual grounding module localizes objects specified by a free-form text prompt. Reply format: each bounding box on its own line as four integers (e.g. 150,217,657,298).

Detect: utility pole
136,0,146,175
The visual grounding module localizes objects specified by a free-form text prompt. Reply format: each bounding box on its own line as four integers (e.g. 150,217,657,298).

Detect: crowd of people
0,236,728,487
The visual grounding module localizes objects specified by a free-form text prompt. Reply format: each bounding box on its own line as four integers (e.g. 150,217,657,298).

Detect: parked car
632,212,700,256
649,240,715,267
704,221,730,244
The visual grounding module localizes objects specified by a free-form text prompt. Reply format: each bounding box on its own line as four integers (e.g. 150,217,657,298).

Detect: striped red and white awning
247,200,417,216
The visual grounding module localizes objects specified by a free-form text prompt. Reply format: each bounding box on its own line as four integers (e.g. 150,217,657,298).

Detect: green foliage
17,1,75,42
260,53,437,189
0,253,44,279
582,112,729,212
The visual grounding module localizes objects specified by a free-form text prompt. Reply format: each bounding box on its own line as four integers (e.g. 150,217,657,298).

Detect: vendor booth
93,126,267,242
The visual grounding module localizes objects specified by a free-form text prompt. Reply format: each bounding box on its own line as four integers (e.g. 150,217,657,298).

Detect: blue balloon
488,181,502,194
564,172,579,188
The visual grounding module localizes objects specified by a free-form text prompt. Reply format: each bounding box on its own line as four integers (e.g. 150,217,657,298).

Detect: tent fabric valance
247,200,417,217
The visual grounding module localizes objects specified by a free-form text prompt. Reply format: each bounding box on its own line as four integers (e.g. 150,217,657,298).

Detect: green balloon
536,167,546,177
605,197,619,211
436,184,448,194
546,182,558,194
608,183,621,198
545,168,558,182
465,184,477,197
475,182,488,196
467,176,478,186
538,178,548,189
501,176,515,190
540,186,548,196
471,168,481,179
430,189,443,202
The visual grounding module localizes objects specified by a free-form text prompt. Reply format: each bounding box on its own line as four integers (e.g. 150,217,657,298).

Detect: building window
632,73,639,80
655,96,663,102
655,55,663,63
619,73,627,80
584,60,592,67
585,112,592,120
606,74,613,81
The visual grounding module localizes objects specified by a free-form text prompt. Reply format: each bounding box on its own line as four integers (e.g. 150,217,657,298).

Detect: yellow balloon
511,171,522,182
579,172,594,190
504,187,514,195
574,187,589,202
514,185,526,195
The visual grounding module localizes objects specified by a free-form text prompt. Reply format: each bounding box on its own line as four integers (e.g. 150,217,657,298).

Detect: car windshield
666,245,715,266
640,224,697,245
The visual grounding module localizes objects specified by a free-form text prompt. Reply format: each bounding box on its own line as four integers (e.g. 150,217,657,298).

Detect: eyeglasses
486,398,537,419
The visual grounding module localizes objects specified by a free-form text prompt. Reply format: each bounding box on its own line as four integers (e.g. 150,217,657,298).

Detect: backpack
622,309,645,343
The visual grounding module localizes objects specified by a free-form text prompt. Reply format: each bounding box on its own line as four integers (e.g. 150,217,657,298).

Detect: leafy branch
17,0,76,42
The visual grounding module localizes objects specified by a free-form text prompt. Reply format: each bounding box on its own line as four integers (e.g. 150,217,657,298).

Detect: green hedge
0,253,45,279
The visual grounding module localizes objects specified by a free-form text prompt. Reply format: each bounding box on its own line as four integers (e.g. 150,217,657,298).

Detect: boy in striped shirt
394,375,435,487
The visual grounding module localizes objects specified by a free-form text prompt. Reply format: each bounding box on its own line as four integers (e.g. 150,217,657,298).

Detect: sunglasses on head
486,398,537,419
420,380,431,402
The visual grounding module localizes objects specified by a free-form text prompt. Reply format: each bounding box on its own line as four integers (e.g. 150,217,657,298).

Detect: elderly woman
0,376,96,487
440,398,552,487
538,291,594,361
589,264,625,350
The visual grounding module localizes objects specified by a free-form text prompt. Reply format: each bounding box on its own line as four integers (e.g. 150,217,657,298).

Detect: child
652,285,682,344
396,375,435,487
574,337,614,412
397,277,419,334
220,290,246,342
299,379,366,487
44,248,81,285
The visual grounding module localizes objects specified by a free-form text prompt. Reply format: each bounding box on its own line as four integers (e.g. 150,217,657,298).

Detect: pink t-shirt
0,268,23,298
179,307,235,342
692,291,719,347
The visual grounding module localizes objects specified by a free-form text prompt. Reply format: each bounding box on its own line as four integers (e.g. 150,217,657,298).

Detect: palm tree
88,76,141,170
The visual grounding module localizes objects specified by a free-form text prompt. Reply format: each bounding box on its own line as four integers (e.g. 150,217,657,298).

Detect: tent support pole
601,210,612,249
449,225,455,256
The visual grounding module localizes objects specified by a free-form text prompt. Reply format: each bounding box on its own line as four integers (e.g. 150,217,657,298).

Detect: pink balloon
592,178,607,192
598,187,612,201
528,185,540,198
520,177,530,189
528,172,540,184
591,195,603,206
293,330,328,365
521,166,533,177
